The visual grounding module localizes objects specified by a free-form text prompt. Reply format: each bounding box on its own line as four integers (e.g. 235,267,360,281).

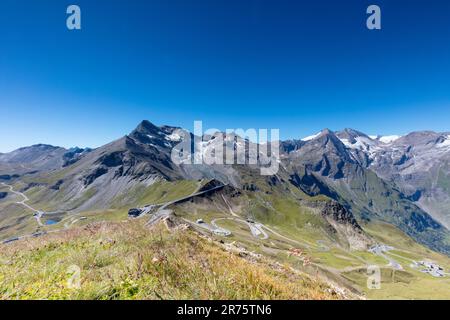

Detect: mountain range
0,121,449,255
1,120,450,299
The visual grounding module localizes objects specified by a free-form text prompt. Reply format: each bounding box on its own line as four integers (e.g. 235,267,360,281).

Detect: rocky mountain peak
336,129,370,143
312,129,350,155
395,131,444,146
132,120,162,135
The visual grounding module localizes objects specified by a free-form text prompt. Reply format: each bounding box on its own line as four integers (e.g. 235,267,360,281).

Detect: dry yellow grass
0,220,345,300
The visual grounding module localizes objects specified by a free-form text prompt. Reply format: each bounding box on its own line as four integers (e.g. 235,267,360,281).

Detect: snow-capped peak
378,135,402,144
339,135,379,154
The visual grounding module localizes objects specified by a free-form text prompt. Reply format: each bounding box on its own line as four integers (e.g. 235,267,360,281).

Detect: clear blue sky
1,0,450,152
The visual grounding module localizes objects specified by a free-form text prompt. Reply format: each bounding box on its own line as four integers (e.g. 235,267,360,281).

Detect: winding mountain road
1,182,43,226
369,244,403,270
211,217,269,240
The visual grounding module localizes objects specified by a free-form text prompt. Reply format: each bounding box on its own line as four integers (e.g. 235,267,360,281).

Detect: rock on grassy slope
0,220,353,300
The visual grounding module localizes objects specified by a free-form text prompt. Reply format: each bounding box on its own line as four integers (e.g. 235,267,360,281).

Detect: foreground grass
0,220,342,300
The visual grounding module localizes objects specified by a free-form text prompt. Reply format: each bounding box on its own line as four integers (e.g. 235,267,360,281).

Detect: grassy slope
327,170,450,256
2,174,449,299
0,221,342,300
342,221,450,299
0,185,38,240
173,187,450,300
0,179,201,241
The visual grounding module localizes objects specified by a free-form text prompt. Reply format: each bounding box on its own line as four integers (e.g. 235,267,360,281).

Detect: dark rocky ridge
321,201,363,231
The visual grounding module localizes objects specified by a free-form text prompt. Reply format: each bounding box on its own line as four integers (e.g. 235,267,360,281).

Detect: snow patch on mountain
339,136,382,159
301,132,321,142
379,135,402,144
437,135,450,148
166,132,182,142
